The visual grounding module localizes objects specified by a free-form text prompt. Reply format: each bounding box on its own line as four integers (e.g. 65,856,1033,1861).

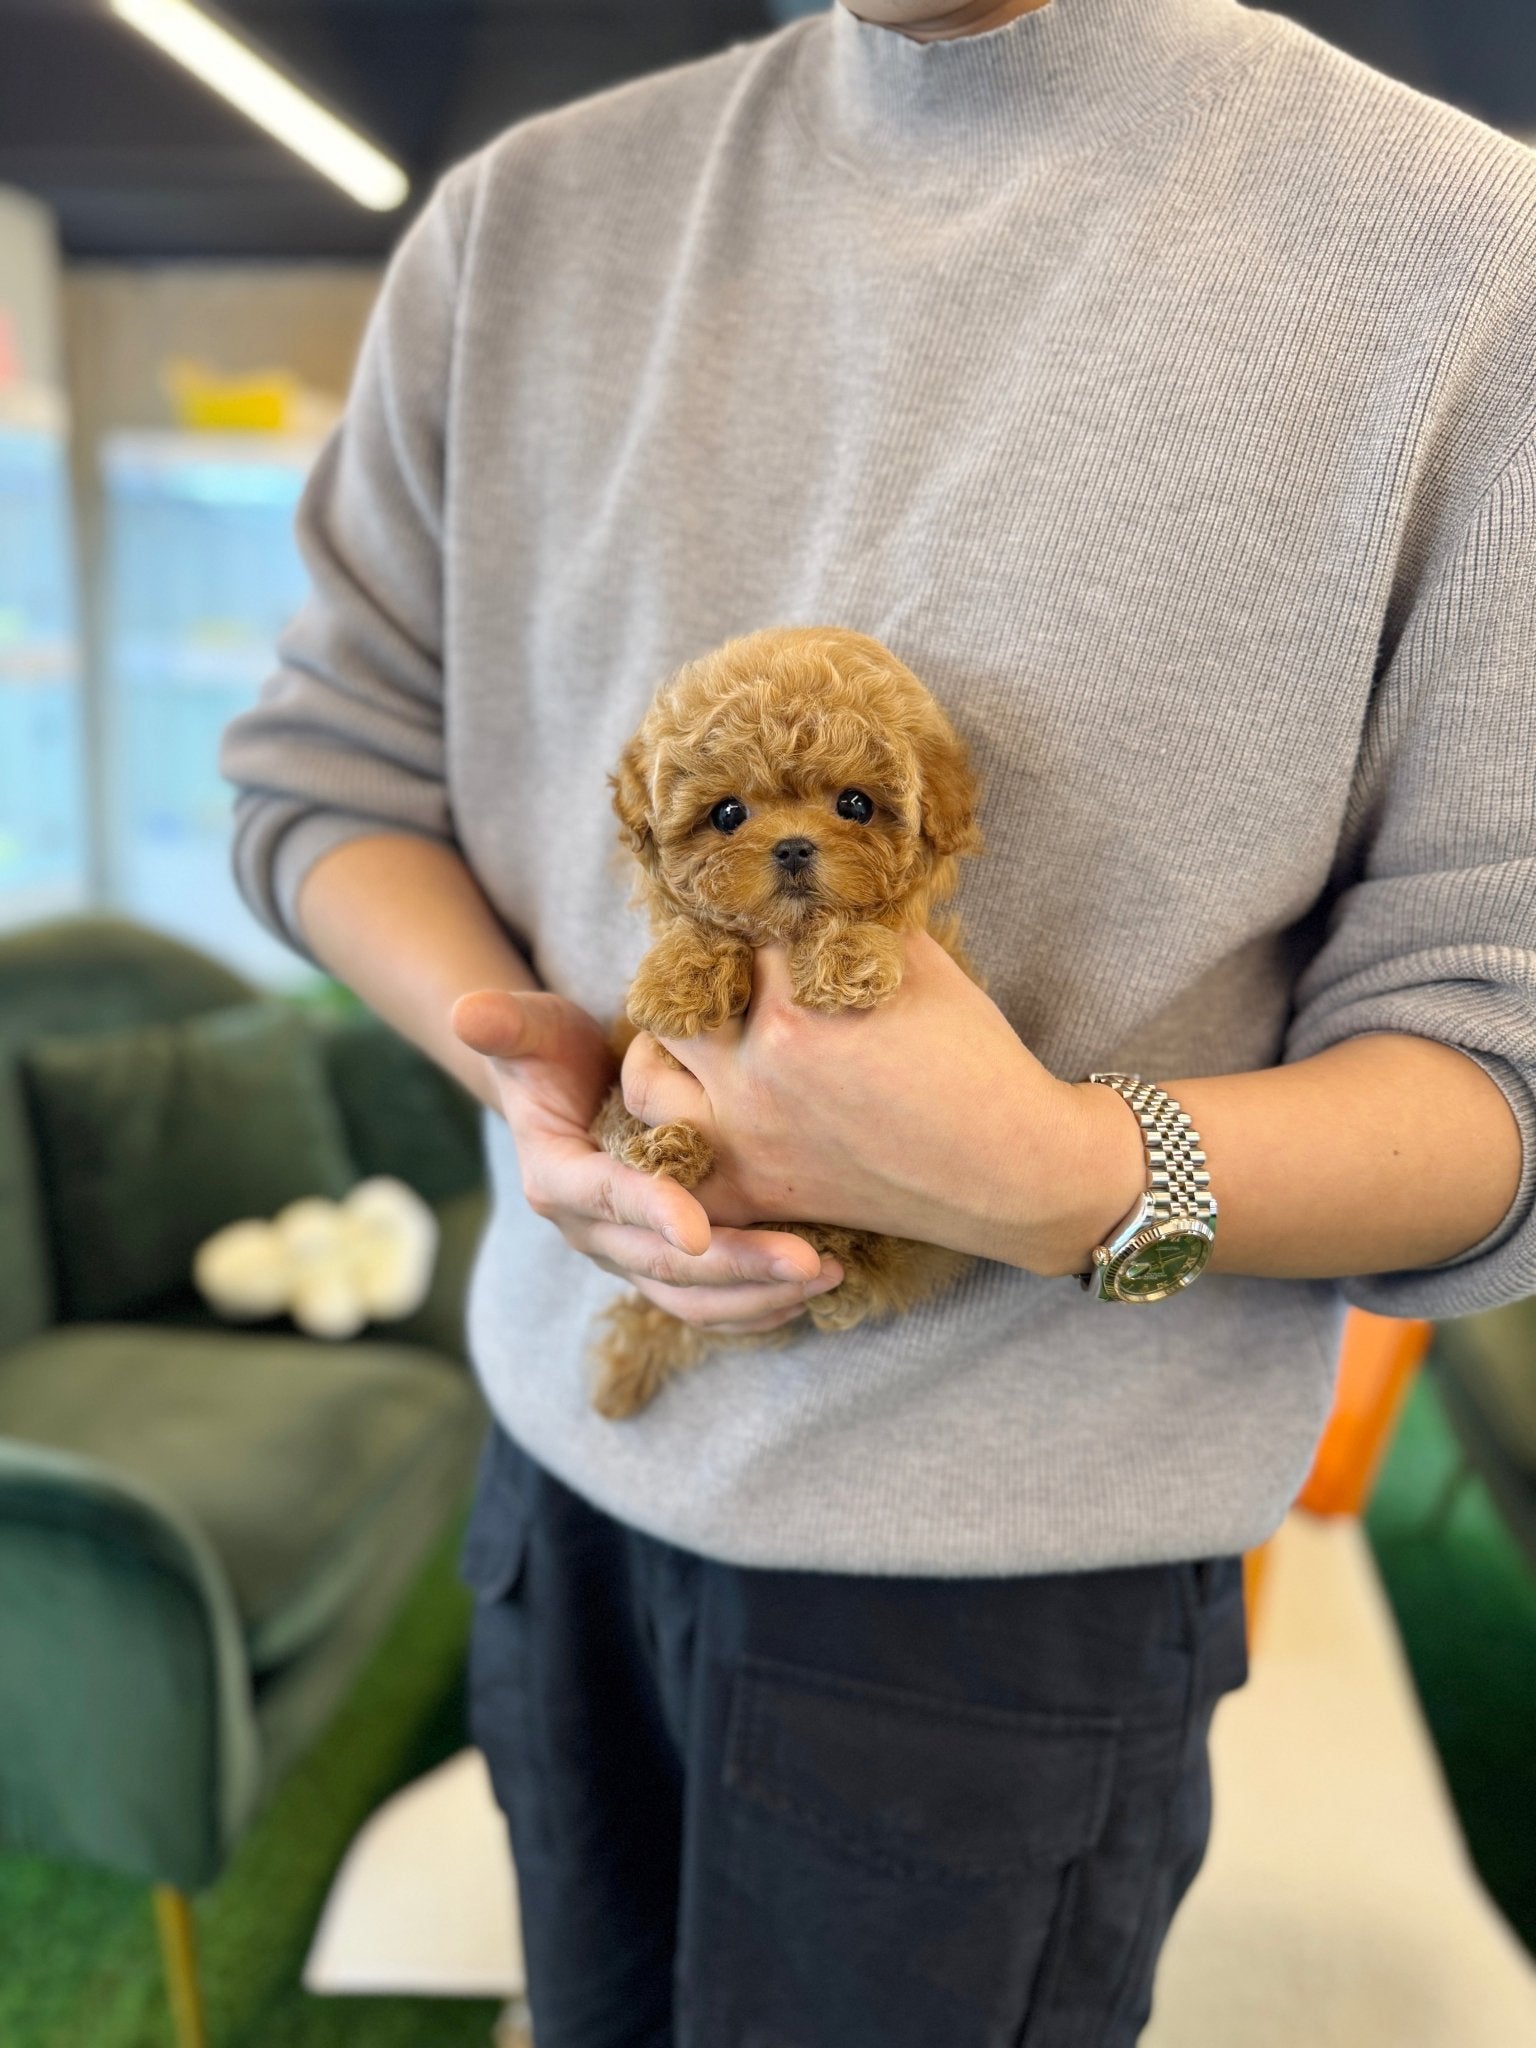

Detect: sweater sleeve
217,165,472,969
1280,426,1536,1321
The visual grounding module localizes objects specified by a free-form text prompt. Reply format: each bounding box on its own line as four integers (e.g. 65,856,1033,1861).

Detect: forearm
293,832,539,1112
1031,1030,1525,1282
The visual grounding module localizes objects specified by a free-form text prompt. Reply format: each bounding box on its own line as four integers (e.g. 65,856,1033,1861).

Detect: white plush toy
193,1177,440,1341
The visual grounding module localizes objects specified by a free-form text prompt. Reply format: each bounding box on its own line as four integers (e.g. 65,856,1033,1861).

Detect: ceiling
0,0,771,258
0,0,1530,261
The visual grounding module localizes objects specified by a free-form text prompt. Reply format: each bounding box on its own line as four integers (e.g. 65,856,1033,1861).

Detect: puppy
589,624,983,1419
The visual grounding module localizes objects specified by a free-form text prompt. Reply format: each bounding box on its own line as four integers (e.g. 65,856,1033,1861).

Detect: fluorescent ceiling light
109,0,409,213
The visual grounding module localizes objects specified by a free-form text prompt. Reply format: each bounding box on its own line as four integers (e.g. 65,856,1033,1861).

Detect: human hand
449,988,843,1331
619,932,1143,1276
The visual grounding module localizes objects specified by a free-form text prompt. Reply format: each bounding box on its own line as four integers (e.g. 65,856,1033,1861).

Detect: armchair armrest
0,1439,262,1888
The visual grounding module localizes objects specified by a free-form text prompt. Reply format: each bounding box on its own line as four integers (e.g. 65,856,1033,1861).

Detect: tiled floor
1144,1510,1536,2046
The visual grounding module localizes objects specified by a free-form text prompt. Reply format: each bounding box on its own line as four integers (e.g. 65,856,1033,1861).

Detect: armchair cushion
319,1015,485,1203
19,1000,356,1321
0,1322,478,1672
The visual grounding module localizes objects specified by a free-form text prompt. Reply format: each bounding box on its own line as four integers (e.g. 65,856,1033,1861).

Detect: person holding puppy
219,0,1536,2040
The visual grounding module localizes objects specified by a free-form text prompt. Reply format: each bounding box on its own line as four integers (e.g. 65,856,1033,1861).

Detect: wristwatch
1077,1074,1218,1302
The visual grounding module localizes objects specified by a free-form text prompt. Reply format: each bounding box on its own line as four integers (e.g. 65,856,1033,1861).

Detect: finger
714,1307,813,1334
634,1285,810,1335
581,1216,841,1291
705,1225,832,1284
523,1137,714,1256
622,1030,711,1129
582,1258,812,1341
651,986,747,1075
451,987,569,1063
749,941,795,1007
634,1277,820,1327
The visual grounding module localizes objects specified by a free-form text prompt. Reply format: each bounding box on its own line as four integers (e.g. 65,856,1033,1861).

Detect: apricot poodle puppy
589,623,984,1419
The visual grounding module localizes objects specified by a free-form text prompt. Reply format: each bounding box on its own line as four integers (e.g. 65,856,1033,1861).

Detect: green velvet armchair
0,915,491,2046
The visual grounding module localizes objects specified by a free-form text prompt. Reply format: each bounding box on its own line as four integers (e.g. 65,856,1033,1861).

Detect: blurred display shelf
100,429,324,989
0,413,88,917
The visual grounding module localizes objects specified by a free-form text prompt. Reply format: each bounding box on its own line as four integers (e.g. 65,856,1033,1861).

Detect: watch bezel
1103,1220,1215,1302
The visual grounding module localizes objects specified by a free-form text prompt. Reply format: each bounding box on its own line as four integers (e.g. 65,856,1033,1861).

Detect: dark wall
1282,0,1534,128
0,0,770,258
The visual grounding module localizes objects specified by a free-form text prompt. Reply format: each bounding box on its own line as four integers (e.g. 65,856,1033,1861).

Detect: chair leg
493,1994,534,2047
152,1886,209,2048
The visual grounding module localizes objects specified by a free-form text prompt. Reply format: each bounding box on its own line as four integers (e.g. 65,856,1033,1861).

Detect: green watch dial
1115,1234,1210,1299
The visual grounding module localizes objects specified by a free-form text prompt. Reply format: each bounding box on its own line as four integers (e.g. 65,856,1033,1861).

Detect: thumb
451,988,570,1064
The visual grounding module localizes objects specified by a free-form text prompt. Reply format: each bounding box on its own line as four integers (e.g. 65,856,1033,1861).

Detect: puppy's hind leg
588,1084,715,1419
590,1294,708,1419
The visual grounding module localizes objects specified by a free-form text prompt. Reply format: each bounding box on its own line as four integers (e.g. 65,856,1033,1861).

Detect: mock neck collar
803,0,1275,184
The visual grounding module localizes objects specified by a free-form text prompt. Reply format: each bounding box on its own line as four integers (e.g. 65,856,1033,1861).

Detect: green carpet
1364,1362,1536,1961
0,1511,502,2048
2,1367,1533,2045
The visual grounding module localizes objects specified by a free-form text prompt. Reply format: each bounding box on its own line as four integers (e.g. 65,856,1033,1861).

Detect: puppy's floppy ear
918,724,983,859
610,734,658,869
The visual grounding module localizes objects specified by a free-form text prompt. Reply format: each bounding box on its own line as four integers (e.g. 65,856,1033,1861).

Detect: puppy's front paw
628,930,752,1038
791,923,904,1011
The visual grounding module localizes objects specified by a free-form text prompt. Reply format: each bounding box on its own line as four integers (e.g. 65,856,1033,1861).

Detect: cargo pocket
460,1429,543,1824
1187,1555,1250,1700
691,1655,1122,2048
724,1656,1119,1881
458,1426,536,1605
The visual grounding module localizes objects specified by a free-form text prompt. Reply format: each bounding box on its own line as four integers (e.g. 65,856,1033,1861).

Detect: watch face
1115,1233,1211,1300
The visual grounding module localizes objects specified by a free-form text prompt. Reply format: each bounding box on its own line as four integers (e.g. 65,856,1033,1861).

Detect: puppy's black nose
772,836,816,876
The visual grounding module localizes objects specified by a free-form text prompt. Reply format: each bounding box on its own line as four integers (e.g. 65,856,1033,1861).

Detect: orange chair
1242,1310,1434,1646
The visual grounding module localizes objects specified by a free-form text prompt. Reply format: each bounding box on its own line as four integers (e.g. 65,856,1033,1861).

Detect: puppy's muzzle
772,836,816,879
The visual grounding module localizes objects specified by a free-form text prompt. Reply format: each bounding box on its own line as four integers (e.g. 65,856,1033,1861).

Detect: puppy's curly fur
589,624,983,1419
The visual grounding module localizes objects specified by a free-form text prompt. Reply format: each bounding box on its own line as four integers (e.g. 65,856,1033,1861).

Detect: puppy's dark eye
710,797,749,834
835,789,875,824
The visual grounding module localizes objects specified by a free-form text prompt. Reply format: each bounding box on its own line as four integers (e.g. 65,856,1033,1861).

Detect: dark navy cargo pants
460,1422,1250,2048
